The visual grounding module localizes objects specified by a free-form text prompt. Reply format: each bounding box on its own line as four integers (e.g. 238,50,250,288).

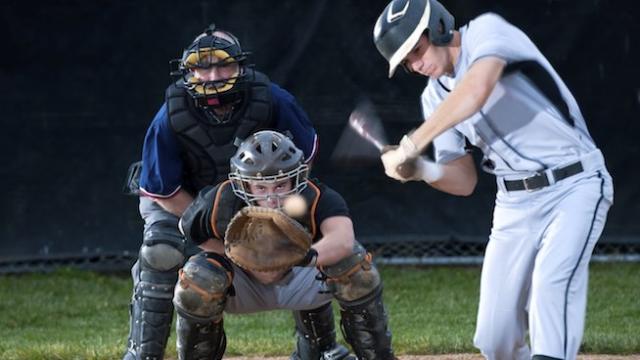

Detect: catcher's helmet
229,130,309,205
373,0,454,77
173,24,252,123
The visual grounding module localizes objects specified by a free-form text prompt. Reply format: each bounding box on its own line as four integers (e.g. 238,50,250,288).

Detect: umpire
122,24,321,360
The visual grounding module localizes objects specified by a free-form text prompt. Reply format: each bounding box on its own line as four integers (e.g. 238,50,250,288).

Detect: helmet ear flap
426,0,454,46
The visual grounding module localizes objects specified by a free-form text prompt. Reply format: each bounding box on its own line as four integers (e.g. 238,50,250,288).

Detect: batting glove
381,135,419,181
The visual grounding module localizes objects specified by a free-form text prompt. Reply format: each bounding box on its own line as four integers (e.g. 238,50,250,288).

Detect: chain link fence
1,237,638,274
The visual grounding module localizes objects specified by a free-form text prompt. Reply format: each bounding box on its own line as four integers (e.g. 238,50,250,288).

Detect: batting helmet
173,24,252,122
373,0,455,77
229,131,309,205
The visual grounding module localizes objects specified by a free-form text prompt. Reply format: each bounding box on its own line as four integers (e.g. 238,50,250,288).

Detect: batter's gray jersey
421,13,598,178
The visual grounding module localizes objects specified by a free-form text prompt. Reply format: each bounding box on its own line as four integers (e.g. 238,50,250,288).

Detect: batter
372,0,614,359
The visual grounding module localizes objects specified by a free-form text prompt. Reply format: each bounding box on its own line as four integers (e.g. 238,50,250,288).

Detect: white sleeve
465,13,536,65
420,82,467,164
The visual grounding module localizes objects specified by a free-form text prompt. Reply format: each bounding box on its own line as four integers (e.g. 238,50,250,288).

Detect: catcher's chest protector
166,70,274,192
211,180,322,241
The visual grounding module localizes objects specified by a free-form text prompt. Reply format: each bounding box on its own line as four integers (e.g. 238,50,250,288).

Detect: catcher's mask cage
229,130,309,206
170,23,253,124
373,0,454,77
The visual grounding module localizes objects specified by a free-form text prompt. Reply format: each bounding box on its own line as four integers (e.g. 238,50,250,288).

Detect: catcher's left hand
224,206,312,272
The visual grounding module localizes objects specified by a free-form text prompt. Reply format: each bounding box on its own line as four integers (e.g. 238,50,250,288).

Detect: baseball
282,194,307,218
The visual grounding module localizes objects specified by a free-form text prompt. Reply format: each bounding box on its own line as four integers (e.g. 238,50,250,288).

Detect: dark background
2,0,638,263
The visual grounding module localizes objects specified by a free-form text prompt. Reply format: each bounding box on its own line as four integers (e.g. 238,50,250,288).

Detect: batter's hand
380,135,420,182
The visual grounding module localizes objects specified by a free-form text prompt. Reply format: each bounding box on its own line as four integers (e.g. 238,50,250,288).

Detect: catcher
173,130,396,360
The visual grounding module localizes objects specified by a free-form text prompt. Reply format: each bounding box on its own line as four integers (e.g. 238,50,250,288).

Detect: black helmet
172,24,252,122
229,131,309,205
373,0,454,77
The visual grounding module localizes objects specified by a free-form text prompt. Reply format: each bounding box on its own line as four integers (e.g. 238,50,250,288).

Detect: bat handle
396,159,417,179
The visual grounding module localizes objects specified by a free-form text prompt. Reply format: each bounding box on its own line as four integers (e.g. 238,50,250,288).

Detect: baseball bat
348,108,416,179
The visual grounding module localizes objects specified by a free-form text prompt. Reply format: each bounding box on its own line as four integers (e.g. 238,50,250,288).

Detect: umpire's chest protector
166,70,274,192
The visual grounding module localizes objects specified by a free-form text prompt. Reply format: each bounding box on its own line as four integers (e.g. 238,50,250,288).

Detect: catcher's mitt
224,206,312,272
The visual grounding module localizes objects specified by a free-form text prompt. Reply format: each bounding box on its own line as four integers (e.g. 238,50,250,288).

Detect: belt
503,161,584,192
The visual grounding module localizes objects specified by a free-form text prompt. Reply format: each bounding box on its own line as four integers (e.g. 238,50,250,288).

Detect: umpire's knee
139,221,187,272
173,252,234,322
321,241,381,302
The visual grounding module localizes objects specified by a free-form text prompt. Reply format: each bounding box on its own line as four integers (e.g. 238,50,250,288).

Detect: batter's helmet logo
386,0,411,23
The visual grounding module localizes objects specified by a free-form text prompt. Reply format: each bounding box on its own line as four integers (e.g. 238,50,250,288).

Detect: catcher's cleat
290,342,355,360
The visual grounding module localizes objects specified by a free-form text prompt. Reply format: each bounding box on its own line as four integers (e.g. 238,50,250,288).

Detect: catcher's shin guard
290,302,355,360
338,285,395,360
320,242,381,302
320,243,394,359
175,312,226,360
173,252,234,360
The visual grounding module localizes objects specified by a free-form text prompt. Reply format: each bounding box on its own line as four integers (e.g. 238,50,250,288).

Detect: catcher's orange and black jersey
180,178,350,246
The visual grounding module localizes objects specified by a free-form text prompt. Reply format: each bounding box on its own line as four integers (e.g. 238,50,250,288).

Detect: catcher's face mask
230,165,309,207
247,179,293,208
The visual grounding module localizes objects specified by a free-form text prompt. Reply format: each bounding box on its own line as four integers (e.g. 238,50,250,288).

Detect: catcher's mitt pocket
224,206,312,272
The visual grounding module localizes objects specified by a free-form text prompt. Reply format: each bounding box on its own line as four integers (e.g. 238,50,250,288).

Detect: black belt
504,161,584,192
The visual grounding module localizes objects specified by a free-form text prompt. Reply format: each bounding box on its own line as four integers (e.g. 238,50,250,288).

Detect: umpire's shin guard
124,271,177,360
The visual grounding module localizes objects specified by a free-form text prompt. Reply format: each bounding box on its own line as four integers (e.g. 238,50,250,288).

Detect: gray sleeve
420,82,468,164
432,129,468,163
464,13,536,65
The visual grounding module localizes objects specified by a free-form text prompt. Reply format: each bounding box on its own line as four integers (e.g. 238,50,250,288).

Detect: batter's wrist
400,135,419,159
417,158,444,183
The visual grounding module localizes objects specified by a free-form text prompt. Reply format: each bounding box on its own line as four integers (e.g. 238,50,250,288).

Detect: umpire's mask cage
229,130,309,206
171,24,253,123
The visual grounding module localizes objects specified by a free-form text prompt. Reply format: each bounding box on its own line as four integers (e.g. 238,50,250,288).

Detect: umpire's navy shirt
139,83,318,198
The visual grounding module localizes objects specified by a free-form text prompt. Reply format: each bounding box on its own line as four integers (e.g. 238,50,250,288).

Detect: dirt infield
225,355,638,360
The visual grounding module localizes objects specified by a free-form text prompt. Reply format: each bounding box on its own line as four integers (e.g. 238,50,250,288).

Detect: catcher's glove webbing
224,206,312,272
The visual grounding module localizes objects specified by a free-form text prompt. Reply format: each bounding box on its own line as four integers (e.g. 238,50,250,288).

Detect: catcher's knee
321,242,381,302
139,221,186,272
173,252,234,322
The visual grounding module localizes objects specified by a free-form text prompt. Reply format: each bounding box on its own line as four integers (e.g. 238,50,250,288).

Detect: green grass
0,263,638,359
